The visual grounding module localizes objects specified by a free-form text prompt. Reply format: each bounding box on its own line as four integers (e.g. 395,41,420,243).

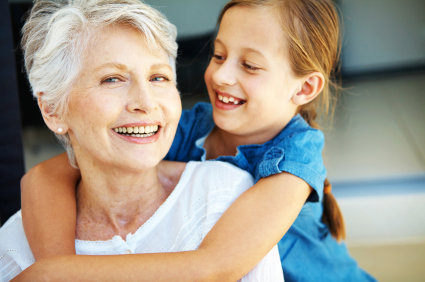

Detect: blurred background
1,0,425,281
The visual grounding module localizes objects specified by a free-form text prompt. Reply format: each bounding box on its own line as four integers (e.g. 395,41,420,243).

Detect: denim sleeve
164,102,214,162
257,129,327,202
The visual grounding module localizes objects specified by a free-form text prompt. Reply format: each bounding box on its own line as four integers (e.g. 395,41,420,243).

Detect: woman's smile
112,123,161,144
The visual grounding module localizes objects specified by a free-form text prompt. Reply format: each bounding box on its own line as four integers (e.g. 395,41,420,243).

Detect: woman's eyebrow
150,63,172,72
93,62,127,72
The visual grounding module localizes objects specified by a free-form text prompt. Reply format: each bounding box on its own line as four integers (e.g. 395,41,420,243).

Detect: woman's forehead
82,25,170,72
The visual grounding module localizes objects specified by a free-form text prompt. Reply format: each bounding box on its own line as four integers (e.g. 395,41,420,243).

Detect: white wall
8,0,229,39
340,0,425,74
144,0,229,39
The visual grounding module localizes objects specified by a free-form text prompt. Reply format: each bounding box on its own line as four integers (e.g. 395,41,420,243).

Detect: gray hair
22,0,178,167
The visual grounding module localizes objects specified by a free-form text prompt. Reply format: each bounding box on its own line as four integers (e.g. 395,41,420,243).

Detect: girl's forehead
216,6,287,57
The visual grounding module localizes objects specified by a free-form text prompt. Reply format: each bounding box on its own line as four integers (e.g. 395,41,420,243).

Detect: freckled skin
204,7,302,157
63,25,182,241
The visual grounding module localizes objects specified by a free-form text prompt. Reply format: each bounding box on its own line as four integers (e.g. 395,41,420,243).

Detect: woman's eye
243,63,260,71
103,77,120,84
150,76,169,82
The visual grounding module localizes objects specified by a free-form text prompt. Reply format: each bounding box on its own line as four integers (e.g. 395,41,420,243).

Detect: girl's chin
212,113,242,135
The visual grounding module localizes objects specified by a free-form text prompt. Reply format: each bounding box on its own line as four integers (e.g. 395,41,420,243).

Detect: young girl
18,0,375,281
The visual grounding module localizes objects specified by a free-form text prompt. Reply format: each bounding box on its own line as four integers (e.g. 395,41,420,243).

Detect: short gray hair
22,0,178,167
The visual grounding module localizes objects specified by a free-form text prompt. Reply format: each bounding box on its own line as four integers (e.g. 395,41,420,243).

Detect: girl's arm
21,152,79,260
16,171,310,281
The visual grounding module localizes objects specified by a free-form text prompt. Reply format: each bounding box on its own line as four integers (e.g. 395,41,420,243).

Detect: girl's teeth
114,125,159,137
217,92,244,105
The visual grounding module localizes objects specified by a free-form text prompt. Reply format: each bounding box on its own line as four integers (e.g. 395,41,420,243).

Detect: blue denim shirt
166,102,326,201
165,102,376,282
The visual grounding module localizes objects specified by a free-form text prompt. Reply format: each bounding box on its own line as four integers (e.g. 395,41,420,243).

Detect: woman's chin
110,156,161,173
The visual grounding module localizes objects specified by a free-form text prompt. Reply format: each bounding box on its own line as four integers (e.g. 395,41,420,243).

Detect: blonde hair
219,0,345,241
22,0,178,167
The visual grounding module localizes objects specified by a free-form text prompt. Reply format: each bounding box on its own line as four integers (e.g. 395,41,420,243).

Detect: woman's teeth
218,95,243,105
114,125,159,138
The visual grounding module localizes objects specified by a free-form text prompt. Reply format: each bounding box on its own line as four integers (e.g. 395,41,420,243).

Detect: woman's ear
37,93,69,134
292,72,325,106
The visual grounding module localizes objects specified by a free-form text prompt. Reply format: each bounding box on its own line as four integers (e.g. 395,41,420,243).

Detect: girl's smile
214,90,246,110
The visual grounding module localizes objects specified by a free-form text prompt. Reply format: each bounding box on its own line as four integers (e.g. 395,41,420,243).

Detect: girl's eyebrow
215,38,265,58
241,47,265,58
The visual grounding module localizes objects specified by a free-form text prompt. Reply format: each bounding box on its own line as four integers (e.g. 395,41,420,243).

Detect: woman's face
65,25,181,171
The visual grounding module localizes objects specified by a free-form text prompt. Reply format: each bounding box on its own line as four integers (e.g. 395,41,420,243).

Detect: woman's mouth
113,125,159,138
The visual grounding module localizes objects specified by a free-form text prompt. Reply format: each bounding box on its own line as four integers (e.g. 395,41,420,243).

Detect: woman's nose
212,61,237,86
126,82,156,114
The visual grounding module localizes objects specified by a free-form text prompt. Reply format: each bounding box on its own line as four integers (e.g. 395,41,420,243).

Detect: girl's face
205,6,302,144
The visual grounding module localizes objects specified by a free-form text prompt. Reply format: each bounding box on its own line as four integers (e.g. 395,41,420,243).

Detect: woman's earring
58,127,63,133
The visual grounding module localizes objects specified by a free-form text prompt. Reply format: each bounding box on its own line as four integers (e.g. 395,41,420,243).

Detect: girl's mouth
216,92,246,105
113,125,160,138
214,91,246,111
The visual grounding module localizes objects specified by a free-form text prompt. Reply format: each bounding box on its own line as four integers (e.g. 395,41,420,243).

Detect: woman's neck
75,163,172,241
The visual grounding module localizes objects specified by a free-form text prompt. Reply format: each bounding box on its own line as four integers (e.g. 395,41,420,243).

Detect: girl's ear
292,72,325,106
37,93,69,134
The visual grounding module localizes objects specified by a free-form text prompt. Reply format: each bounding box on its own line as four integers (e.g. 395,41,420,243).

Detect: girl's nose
126,81,156,114
212,61,237,86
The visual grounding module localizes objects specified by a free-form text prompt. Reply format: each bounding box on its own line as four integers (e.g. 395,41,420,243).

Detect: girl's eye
213,54,225,61
150,76,169,82
243,63,260,71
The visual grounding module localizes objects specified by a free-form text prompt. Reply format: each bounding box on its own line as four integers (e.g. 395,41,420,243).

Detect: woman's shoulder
185,161,254,184
0,211,35,281
182,161,254,200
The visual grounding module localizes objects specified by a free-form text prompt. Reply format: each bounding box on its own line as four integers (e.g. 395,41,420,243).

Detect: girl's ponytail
322,178,345,241
299,108,346,242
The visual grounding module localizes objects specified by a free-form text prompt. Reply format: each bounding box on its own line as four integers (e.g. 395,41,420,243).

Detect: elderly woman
0,1,283,281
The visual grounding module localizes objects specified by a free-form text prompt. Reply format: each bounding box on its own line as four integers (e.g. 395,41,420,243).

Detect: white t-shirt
0,161,284,282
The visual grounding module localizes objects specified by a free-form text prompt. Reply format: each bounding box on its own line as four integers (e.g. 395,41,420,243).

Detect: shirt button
125,249,132,254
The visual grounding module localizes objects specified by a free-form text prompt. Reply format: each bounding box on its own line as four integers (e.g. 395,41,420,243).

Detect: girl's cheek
204,62,215,87
242,76,263,95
